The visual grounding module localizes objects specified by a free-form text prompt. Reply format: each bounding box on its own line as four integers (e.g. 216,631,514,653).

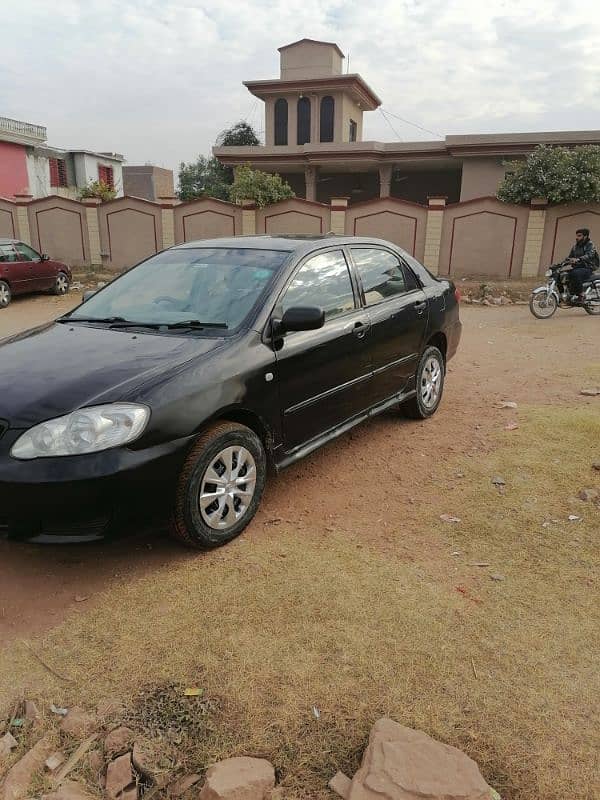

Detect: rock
491,476,506,486
45,752,66,772
198,757,275,800
105,753,137,800
70,282,82,291
580,387,600,396
329,771,352,799
87,750,104,775
0,732,18,759
60,708,98,738
499,296,511,305
490,574,506,582
440,515,461,524
97,281,107,289
24,701,41,724
498,401,518,409
168,774,202,797
592,461,600,471
104,727,134,755
41,780,95,800
0,735,53,800
578,488,599,502
347,719,491,800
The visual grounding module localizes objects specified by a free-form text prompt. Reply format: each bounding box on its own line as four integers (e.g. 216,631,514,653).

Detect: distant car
0,235,461,547
0,239,72,308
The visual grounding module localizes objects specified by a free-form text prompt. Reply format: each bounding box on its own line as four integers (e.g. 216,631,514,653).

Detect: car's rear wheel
0,281,11,309
401,345,445,419
169,421,267,549
54,272,70,296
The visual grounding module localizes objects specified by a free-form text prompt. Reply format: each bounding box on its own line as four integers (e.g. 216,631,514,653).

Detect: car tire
169,421,267,549
401,345,445,419
53,272,70,296
0,281,11,309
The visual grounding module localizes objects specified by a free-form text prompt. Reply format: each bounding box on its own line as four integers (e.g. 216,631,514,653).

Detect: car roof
173,234,405,256
0,238,20,245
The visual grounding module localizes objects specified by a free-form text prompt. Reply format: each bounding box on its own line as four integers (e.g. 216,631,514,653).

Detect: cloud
0,0,598,177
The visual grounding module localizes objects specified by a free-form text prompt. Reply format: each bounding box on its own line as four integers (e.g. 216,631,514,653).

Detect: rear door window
351,248,410,305
0,245,19,262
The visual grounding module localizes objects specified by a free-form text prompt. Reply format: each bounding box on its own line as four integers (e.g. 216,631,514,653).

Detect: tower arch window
320,96,335,143
297,97,311,145
274,98,288,146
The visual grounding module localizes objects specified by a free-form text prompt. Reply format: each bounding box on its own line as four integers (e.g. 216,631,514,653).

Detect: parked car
0,239,72,308
0,235,461,547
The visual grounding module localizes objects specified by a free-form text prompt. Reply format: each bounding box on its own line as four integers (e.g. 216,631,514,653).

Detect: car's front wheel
170,421,267,549
0,281,11,309
401,345,445,419
54,271,70,296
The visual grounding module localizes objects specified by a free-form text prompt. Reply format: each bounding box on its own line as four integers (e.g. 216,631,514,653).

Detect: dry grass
1,406,599,799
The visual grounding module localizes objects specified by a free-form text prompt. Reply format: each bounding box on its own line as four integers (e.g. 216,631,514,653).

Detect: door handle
352,320,370,339
414,300,427,315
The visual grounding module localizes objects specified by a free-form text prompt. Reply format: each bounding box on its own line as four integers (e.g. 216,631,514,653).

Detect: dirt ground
0,291,596,643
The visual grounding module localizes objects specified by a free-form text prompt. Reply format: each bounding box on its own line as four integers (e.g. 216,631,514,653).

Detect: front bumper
0,433,192,542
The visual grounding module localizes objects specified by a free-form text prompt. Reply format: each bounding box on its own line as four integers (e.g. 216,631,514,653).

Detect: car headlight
10,403,150,460
545,269,553,277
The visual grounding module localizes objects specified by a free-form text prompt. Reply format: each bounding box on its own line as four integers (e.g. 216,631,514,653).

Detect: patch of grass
0,406,598,799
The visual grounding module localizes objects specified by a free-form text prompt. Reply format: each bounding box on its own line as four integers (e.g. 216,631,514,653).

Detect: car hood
0,322,224,428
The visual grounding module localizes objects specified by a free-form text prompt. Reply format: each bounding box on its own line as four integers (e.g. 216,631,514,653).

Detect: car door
0,243,32,295
273,248,373,453
14,242,55,291
349,246,428,403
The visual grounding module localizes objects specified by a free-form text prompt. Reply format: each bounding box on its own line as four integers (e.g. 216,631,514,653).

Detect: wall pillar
82,198,102,267
329,197,348,235
14,194,33,245
521,197,548,277
378,165,393,198
158,196,177,249
423,196,446,274
241,200,257,235
305,165,318,202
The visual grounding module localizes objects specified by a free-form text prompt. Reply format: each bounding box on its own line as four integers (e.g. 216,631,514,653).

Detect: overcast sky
2,0,599,177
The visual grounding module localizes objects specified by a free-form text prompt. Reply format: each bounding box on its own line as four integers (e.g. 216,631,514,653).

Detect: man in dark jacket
565,228,599,300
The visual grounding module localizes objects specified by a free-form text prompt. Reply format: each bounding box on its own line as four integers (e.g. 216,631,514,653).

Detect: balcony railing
0,116,47,141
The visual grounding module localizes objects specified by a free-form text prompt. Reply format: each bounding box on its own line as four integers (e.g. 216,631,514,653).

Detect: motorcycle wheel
583,297,600,315
529,290,557,319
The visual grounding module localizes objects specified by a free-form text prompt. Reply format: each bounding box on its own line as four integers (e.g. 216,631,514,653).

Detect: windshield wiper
164,320,228,330
58,316,131,325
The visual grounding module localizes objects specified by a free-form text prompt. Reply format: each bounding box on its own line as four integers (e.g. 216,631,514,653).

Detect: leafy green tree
229,165,294,207
497,144,600,205
177,121,260,201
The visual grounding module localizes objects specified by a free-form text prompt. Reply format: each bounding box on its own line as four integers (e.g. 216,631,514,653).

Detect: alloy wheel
56,274,69,294
198,445,257,531
421,355,442,409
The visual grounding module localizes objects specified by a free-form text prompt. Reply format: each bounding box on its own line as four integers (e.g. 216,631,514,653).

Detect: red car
0,239,72,308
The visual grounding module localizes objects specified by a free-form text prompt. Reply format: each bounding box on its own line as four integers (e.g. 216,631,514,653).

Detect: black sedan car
0,236,461,548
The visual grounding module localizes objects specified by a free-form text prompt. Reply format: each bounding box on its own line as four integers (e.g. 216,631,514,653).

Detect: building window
274,98,288,146
349,119,357,142
49,158,68,188
297,97,311,146
320,96,335,143
98,165,114,189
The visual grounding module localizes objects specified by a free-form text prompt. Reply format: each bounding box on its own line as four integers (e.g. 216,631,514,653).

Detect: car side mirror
82,290,96,302
41,254,50,262
280,306,325,333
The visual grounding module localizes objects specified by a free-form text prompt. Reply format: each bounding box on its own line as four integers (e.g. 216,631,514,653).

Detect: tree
177,121,260,201
79,179,116,202
497,144,600,205
229,165,294,207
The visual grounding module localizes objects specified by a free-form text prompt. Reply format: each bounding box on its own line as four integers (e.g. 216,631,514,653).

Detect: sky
1,0,599,178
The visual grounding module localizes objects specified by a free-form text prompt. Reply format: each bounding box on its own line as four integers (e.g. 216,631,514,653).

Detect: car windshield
67,248,290,331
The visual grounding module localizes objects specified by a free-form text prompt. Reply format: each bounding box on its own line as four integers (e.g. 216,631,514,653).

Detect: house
0,116,124,199
122,165,174,201
213,38,600,205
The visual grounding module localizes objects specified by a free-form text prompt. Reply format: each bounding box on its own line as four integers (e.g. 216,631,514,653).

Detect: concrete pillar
329,198,348,235
14,194,33,245
310,94,319,144
158,196,177,249
378,165,393,198
423,196,446,274
305,165,318,202
241,200,257,235
521,198,548,278
82,198,102,266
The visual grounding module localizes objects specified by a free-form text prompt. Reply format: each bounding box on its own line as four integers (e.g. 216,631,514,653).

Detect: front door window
15,243,41,262
282,250,355,321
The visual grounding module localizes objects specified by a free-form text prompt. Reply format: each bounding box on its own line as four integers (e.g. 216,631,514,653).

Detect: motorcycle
529,260,600,318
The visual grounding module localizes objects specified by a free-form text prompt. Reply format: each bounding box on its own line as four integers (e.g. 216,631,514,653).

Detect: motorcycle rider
563,228,599,302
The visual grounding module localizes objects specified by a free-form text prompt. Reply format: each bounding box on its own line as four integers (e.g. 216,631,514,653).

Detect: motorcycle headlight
10,403,150,460
545,269,553,277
